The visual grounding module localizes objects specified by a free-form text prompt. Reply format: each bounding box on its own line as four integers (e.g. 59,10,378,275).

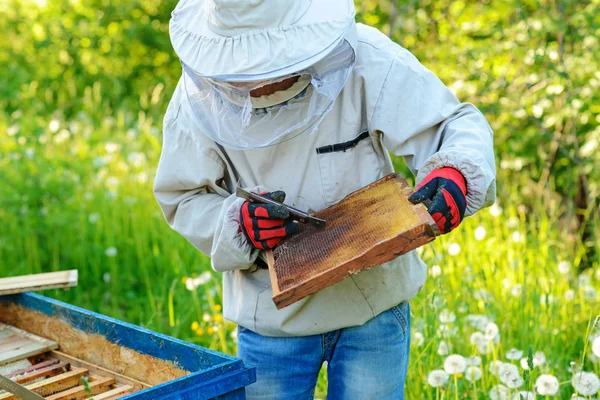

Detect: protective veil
181,37,356,150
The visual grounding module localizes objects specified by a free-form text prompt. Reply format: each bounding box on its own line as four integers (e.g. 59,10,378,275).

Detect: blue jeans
237,302,410,400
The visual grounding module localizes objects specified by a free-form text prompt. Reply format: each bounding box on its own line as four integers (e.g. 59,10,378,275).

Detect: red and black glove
239,191,299,250
409,167,467,234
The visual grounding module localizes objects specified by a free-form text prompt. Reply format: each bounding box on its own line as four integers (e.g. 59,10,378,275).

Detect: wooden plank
85,385,133,400
0,323,58,366
0,367,87,400
0,270,78,296
15,362,70,385
268,174,439,309
51,351,149,391
45,376,115,400
6,359,61,379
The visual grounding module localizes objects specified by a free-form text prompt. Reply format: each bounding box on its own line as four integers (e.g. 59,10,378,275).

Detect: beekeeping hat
170,0,357,150
169,0,356,80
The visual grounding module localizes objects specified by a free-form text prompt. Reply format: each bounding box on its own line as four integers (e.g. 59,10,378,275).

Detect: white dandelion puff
49,119,60,133
558,260,570,274
202,312,211,322
437,340,450,356
510,284,523,297
466,315,489,331
467,356,482,366
444,354,467,375
489,360,505,375
185,272,212,291
571,371,600,396
579,274,592,287
564,289,575,301
105,247,117,257
485,322,500,341
592,336,600,358
506,348,523,360
499,363,523,388
474,226,486,241
520,357,530,370
448,243,461,256
535,374,559,396
584,286,597,300
470,332,486,347
88,213,100,224
413,332,424,347
465,366,482,382
511,232,522,242
512,391,535,400
427,370,450,387
489,203,503,217
440,309,456,324
430,265,442,278
489,384,510,400
533,351,546,367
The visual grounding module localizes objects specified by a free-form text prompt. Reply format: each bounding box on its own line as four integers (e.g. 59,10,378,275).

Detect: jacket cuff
415,150,496,216
210,196,260,272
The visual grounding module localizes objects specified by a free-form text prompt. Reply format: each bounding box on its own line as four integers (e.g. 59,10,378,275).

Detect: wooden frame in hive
266,174,440,309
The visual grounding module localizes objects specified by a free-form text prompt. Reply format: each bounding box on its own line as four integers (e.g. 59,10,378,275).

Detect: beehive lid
267,174,439,309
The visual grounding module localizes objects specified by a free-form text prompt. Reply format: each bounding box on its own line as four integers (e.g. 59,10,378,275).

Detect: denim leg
326,302,411,400
236,326,323,400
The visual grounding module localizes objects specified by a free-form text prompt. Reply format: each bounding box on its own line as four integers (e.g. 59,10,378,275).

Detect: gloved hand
239,190,299,250
409,167,467,234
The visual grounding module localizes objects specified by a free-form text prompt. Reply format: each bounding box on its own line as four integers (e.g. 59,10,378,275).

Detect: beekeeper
154,0,496,398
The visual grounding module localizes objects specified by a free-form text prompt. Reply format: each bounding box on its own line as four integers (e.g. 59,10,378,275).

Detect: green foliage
0,0,599,398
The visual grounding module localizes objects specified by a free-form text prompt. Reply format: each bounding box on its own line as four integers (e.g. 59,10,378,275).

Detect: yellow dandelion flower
214,314,223,323
207,326,215,335
181,276,188,284
213,304,222,312
191,321,199,331
195,328,204,336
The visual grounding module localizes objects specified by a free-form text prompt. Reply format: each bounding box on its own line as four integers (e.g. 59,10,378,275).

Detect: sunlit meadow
1,0,599,398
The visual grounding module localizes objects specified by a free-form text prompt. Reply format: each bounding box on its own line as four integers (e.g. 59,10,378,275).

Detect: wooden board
267,174,439,309
87,385,134,400
0,323,58,366
0,367,87,400
0,271,78,296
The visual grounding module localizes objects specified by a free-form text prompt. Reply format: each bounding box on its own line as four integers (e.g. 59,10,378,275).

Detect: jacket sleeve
369,47,496,216
153,86,259,272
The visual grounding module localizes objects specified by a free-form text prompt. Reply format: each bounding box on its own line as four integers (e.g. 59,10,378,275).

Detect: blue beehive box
0,293,255,399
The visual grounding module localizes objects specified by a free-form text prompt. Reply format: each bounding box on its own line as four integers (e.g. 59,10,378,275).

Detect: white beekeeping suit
154,0,496,336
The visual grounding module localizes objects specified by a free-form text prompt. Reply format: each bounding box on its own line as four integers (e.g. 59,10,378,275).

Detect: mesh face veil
181,39,356,150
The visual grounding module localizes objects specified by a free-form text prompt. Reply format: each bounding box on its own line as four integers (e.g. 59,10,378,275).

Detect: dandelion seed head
103,273,111,283
466,314,489,331
520,358,530,370
105,247,117,257
474,226,486,241
202,312,211,322
579,274,592,287
571,371,600,396
592,336,600,358
465,366,482,382
512,391,535,400
448,243,461,256
88,213,100,224
489,384,509,400
489,203,503,217
49,119,60,133
470,332,486,347
467,356,482,366
510,284,522,297
511,232,522,242
444,354,467,375
430,265,442,278
558,260,571,274
485,322,500,341
413,332,424,347
583,286,597,300
499,363,522,388
506,217,519,228
427,369,449,387
440,309,456,324
489,360,505,375
564,289,575,301
437,340,449,356
506,348,523,360
535,374,559,396
533,351,546,367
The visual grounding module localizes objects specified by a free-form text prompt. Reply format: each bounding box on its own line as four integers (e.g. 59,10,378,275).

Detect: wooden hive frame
266,174,440,309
